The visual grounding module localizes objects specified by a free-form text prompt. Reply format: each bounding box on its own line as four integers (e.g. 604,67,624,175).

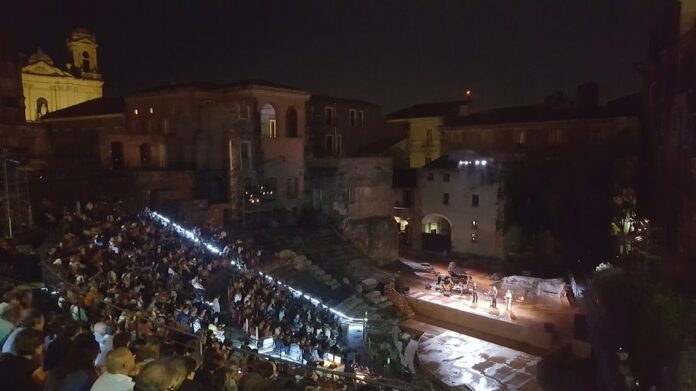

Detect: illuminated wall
21,29,103,122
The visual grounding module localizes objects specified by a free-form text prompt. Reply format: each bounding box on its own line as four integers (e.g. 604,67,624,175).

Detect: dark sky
2,0,655,112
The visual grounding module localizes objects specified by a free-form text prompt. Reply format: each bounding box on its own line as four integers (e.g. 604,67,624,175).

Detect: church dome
28,48,53,65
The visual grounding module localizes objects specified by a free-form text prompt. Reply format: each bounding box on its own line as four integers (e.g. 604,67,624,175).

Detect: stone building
306,95,383,158
642,0,696,279
386,98,471,168
414,151,503,257
21,28,103,122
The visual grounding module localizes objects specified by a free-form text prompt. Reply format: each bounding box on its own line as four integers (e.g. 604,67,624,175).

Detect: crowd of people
0,201,373,391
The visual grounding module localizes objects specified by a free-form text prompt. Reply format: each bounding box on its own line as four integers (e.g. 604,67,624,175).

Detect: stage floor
397,258,578,338
417,330,542,391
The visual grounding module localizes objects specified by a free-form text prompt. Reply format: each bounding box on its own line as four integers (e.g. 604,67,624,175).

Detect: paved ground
404,319,542,391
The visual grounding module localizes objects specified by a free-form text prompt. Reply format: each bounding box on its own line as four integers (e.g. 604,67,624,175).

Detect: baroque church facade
22,28,103,122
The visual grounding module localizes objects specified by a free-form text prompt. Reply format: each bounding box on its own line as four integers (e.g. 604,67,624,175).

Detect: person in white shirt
93,321,113,368
90,347,136,391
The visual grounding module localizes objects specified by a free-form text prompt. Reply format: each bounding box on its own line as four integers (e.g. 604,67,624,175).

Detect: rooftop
139,79,305,94
358,137,405,156
41,97,124,120
423,150,490,170
311,95,380,107
386,100,470,120
444,93,640,127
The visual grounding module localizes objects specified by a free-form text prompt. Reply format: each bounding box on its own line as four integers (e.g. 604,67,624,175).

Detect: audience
0,201,378,391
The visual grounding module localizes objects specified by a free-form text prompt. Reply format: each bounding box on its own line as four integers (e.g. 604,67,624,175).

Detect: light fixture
133,109,139,115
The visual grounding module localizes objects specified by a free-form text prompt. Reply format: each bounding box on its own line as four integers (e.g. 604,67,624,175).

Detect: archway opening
260,103,277,138
421,214,452,252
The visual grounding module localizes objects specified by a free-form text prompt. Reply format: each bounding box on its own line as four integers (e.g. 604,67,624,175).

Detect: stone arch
260,103,277,138
286,106,298,137
421,213,452,252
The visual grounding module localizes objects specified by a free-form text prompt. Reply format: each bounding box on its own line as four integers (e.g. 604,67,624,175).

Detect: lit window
472,220,478,229
426,129,433,142
133,109,139,115
149,107,154,114
269,119,277,138
471,233,478,242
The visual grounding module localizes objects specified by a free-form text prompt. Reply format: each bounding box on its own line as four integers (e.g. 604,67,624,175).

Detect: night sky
2,0,655,112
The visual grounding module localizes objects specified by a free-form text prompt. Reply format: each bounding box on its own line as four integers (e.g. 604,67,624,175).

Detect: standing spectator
44,333,100,391
490,286,498,309
0,328,44,391
471,283,478,305
2,308,45,354
90,347,137,391
93,321,113,368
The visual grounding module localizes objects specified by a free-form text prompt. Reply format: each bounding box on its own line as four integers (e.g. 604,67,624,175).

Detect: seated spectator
0,328,43,391
44,333,100,391
90,347,137,391
134,358,186,391
2,308,45,354
0,303,21,346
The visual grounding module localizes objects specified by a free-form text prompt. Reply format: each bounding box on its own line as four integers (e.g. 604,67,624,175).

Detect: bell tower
66,28,100,80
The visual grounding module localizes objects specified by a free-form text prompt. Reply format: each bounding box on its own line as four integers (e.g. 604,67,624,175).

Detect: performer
490,286,498,308
505,289,513,312
471,282,478,304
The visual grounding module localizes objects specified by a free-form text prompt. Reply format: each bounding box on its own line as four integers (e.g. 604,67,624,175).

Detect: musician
471,282,478,304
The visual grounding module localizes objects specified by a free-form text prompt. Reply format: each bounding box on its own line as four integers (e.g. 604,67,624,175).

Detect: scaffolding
1,148,32,237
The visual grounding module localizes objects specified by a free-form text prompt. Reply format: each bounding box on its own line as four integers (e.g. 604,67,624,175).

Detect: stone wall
343,216,399,266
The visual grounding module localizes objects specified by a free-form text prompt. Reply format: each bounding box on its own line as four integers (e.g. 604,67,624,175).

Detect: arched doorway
421,214,452,252
260,103,277,138
286,107,298,137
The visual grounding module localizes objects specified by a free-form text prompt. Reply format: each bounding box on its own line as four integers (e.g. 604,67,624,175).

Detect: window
443,173,450,182
426,129,433,143
349,109,357,127
359,110,365,127
402,190,412,208
238,104,250,119
36,97,48,118
325,107,334,126
81,51,90,72
162,118,170,134
471,220,479,229
427,172,434,181
471,233,478,243
149,107,154,114
139,144,152,168
347,188,356,203
286,177,299,199
335,134,342,156
269,119,277,138
286,107,298,137
443,193,449,205
312,189,323,210
133,109,139,115
111,142,124,170
517,129,527,146
472,194,480,207
240,141,251,170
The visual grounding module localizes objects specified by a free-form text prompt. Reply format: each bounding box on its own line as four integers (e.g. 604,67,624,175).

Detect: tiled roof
41,97,124,120
386,100,470,120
